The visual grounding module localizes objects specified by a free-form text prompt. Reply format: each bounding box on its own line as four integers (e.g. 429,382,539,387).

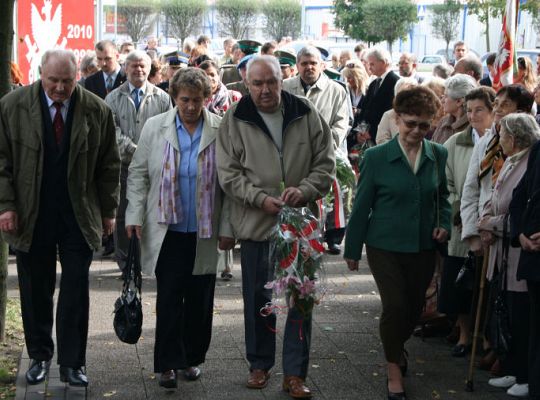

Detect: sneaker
488,376,516,388
507,383,529,397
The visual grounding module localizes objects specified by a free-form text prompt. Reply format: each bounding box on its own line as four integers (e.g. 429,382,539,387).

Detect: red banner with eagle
492,0,520,90
17,0,95,84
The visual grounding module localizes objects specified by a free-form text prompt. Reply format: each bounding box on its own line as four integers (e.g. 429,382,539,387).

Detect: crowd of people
1,34,540,400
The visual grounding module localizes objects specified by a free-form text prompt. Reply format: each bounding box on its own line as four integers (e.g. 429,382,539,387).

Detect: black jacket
83,69,126,99
510,139,540,281
355,71,400,141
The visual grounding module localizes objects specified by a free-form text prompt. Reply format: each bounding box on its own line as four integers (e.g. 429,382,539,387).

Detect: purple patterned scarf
158,140,216,239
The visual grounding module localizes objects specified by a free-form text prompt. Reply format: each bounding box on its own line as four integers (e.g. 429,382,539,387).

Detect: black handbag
491,215,512,359
455,251,476,290
113,234,143,344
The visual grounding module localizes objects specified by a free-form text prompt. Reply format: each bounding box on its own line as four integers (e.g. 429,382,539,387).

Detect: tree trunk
485,13,491,52
0,0,15,342
0,0,15,96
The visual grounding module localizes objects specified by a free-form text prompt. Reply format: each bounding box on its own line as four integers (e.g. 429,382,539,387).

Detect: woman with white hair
477,113,540,398
431,74,477,144
375,77,418,144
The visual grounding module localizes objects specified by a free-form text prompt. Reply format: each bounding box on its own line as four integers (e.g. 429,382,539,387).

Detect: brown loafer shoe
283,376,312,398
246,369,270,389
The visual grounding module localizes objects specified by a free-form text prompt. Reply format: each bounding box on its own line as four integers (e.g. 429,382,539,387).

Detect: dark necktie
132,89,141,111
52,102,64,145
106,75,114,93
373,77,382,95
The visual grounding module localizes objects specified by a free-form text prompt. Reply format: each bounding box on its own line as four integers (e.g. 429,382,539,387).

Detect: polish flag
492,0,519,90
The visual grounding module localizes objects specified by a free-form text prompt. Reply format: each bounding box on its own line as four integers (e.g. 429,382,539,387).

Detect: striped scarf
158,141,217,238
479,129,506,185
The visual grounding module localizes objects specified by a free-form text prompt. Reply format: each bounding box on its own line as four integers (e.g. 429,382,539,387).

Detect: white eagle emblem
23,0,67,83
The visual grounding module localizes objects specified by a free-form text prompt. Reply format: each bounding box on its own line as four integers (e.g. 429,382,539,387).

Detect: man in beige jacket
283,46,349,255
105,50,172,271
216,55,334,399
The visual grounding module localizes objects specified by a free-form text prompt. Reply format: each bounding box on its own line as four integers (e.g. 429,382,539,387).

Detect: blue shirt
168,115,203,233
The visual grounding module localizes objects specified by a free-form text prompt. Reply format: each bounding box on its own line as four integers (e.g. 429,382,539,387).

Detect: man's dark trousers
16,221,92,367
240,240,312,377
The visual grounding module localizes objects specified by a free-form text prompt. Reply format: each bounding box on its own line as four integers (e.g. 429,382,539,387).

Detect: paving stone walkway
7,252,513,399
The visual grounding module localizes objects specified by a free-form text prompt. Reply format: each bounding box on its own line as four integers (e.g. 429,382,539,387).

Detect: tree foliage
118,0,157,44
161,0,206,43
262,0,301,41
430,0,461,57
362,0,417,52
522,0,540,36
333,0,379,43
466,0,505,51
216,0,259,39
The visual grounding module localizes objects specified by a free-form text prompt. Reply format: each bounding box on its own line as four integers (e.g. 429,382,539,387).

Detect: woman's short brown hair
465,86,496,111
393,86,441,117
169,67,212,99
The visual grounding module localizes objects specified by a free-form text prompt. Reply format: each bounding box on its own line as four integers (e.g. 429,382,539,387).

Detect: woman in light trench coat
478,113,540,398
125,67,233,390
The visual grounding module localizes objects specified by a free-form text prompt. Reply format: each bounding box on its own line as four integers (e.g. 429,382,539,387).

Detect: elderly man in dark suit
0,49,120,388
84,40,126,99
355,48,400,142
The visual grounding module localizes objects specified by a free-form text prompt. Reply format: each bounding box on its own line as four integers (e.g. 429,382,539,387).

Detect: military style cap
166,51,189,66
323,67,342,81
237,54,256,70
238,40,262,55
315,46,329,61
274,49,297,67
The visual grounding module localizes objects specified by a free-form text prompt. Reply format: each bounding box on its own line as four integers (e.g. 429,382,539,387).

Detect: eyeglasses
345,62,359,69
401,118,432,131
518,57,526,68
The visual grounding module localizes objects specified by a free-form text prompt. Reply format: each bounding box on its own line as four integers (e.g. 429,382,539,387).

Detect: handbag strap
123,234,142,296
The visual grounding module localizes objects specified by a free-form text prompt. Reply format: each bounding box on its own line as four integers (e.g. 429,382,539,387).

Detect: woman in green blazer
344,87,451,400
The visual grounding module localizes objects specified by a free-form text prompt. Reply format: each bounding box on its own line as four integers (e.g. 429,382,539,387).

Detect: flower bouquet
264,206,326,317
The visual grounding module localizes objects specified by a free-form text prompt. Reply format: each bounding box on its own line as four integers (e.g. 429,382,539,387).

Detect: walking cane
465,248,490,392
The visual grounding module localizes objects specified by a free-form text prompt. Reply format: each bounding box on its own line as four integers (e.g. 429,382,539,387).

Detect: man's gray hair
41,49,77,74
296,46,322,63
455,55,483,81
80,51,98,73
125,50,151,67
246,55,282,82
445,73,477,99
432,63,453,79
367,47,392,65
500,113,540,150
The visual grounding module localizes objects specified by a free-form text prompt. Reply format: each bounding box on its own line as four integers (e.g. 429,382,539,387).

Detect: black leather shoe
26,359,51,385
387,379,407,399
451,343,471,358
159,370,177,389
183,366,201,381
327,243,341,255
59,366,88,387
388,390,407,400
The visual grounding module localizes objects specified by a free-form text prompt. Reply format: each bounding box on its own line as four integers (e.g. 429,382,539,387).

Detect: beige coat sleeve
125,120,151,226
